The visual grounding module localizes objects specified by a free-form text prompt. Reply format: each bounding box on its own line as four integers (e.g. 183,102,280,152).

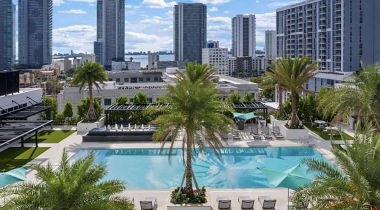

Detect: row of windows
110,77,160,83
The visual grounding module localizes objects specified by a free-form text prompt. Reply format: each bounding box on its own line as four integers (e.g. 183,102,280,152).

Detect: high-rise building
202,41,229,75
94,0,125,66
265,30,277,59
18,0,53,68
0,0,14,70
174,3,207,63
232,15,256,57
277,0,380,91
13,4,16,63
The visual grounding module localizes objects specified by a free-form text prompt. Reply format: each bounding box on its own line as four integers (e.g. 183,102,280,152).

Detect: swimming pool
70,146,326,189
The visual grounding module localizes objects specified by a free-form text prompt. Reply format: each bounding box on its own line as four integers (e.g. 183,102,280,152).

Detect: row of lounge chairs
249,126,284,140
135,195,277,210
218,196,276,210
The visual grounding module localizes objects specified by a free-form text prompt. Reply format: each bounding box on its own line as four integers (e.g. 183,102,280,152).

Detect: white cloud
53,0,66,6
126,32,172,52
255,12,276,29
140,16,171,25
142,0,176,8
165,10,173,17
67,0,96,2
208,16,231,24
223,10,230,14
58,9,87,14
209,7,218,12
53,25,96,53
268,0,303,8
193,0,230,5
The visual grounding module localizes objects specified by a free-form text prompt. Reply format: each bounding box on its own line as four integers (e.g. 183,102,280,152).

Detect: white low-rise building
58,71,260,113
202,41,230,76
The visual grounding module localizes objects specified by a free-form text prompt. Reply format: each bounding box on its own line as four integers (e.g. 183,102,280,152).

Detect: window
139,77,143,82
146,77,151,82
104,98,112,105
124,78,129,82
116,78,120,82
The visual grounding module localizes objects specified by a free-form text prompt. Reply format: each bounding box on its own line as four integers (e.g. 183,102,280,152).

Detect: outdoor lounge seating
250,126,261,140
140,197,157,210
272,126,284,139
258,196,276,210
217,196,231,210
238,196,254,210
261,127,272,140
232,130,241,141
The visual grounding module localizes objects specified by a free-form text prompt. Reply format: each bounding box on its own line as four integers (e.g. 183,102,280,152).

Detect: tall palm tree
263,69,285,116
267,57,318,128
318,64,380,130
72,62,108,122
293,131,380,209
153,63,234,197
3,152,134,210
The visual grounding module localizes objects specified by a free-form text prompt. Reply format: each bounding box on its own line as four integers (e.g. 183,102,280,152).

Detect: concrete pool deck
3,126,338,210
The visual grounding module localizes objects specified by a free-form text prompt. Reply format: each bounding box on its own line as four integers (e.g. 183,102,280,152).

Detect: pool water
70,146,325,189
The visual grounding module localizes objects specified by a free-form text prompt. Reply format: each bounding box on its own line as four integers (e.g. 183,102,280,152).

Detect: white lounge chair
272,126,284,139
140,197,157,210
238,196,254,210
258,196,276,210
217,196,231,210
261,127,272,140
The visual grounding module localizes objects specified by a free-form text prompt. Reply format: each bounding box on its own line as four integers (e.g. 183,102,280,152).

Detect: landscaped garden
25,130,75,143
304,123,354,140
0,147,50,172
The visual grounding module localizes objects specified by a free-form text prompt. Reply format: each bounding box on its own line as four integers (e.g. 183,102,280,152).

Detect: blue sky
13,0,302,54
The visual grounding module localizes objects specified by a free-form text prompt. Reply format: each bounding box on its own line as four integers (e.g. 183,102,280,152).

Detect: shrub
54,113,65,125
170,187,207,204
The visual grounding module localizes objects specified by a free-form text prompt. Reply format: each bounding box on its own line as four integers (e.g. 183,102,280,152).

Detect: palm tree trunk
278,87,283,116
291,91,299,128
185,132,194,196
87,83,97,121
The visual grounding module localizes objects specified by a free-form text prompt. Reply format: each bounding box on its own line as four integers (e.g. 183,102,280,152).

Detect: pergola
0,120,54,149
0,103,52,149
104,102,268,126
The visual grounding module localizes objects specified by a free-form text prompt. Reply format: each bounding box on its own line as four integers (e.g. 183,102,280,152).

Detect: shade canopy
259,163,311,190
233,112,257,121
0,167,26,188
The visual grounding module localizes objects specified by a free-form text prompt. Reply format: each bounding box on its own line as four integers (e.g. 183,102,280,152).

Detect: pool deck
3,126,338,210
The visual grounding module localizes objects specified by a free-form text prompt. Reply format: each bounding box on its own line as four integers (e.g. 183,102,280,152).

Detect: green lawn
304,123,354,140
25,130,75,143
0,147,49,172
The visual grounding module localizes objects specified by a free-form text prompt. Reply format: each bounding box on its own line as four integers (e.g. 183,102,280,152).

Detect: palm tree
3,152,134,210
293,131,380,209
153,63,234,197
72,62,108,122
318,64,380,130
267,57,318,128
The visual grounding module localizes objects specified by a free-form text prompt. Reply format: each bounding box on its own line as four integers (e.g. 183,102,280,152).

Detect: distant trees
41,97,58,120
226,91,240,103
77,97,103,122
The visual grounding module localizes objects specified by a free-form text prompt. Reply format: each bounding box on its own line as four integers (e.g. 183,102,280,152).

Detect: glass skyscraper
18,0,53,68
174,3,207,63
0,0,14,70
94,0,125,67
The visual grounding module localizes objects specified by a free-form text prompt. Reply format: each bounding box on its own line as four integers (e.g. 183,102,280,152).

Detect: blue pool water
70,146,325,189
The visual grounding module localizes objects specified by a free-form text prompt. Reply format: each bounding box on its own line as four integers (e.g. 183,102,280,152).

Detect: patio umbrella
233,112,257,121
0,167,26,188
258,164,312,190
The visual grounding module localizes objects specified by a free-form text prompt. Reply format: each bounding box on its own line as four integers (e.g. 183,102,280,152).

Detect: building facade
277,0,380,91
18,0,53,68
174,3,207,63
265,30,277,59
0,0,14,70
94,0,125,66
147,51,159,70
232,15,256,57
202,41,229,75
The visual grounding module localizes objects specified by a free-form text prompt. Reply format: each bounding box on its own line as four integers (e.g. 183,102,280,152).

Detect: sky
13,0,303,54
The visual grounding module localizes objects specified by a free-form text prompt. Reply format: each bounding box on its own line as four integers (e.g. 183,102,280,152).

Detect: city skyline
11,0,303,55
